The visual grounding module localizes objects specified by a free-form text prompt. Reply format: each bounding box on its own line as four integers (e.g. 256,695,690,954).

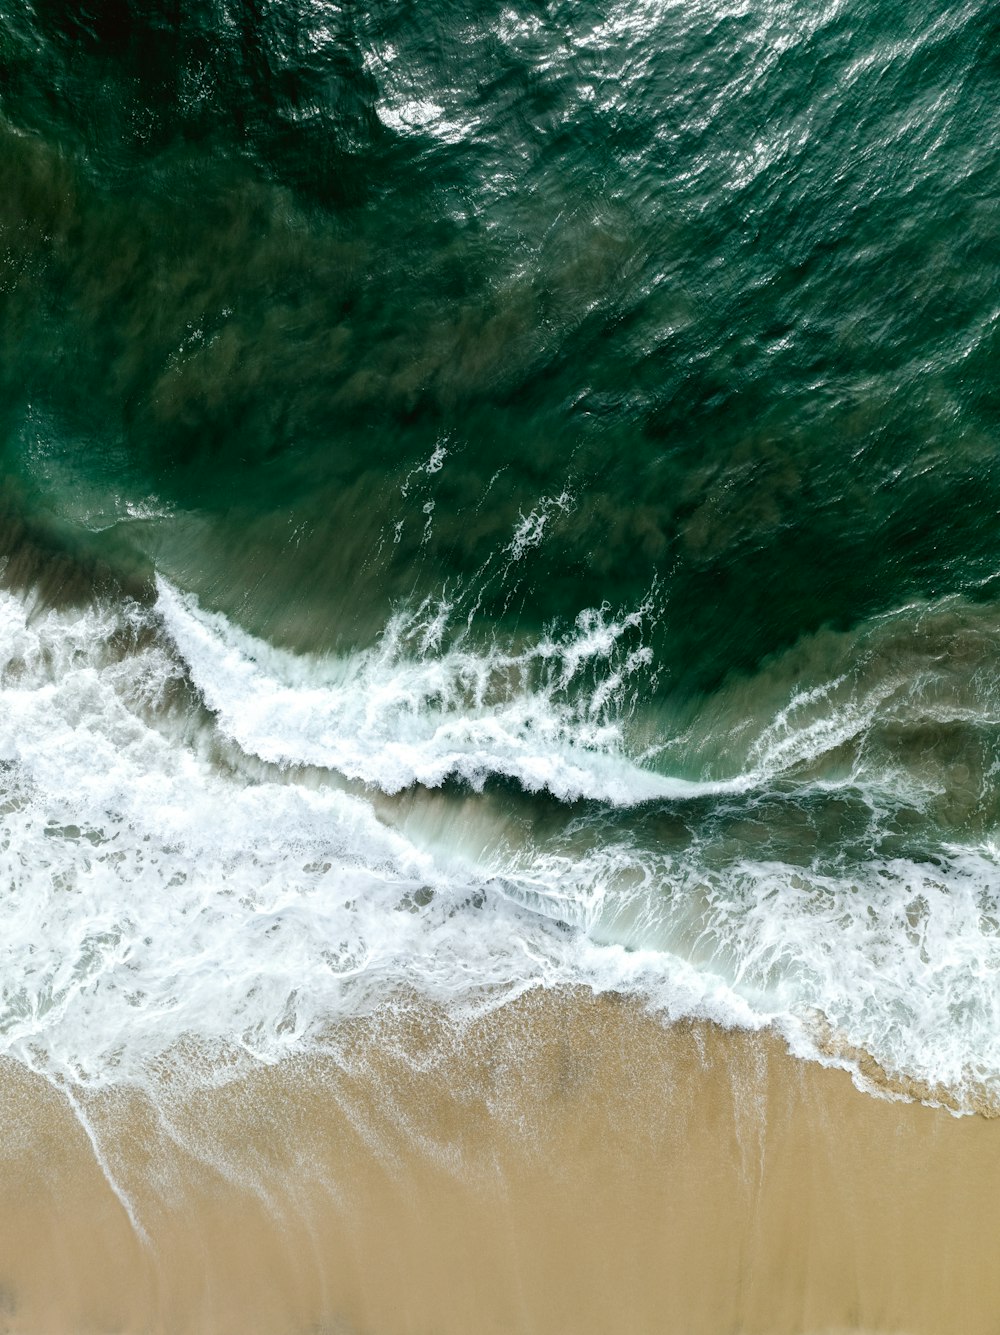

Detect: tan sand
0,990,996,1335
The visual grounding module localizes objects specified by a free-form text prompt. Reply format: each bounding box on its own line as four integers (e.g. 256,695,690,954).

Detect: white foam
0,588,756,1088
1,584,999,1110
153,576,722,804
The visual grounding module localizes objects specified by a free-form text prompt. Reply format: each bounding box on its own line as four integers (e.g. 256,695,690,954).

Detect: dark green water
2,0,1000,1105
5,0,999,680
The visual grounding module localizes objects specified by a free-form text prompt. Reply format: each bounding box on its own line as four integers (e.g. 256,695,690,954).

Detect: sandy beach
0,990,995,1335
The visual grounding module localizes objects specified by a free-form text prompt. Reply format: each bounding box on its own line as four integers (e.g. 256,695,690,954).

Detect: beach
1,991,996,1335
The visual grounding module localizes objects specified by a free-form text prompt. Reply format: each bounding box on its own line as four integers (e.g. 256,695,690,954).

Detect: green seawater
2,0,1000,1100
3,0,998,676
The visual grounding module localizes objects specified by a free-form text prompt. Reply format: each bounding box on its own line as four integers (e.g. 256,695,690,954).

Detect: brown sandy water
0,990,996,1335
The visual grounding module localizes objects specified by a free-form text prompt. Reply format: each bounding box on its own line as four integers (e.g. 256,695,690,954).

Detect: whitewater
2,575,999,1113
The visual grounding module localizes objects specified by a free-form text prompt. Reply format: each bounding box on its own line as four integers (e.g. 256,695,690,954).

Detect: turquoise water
1,0,1000,1106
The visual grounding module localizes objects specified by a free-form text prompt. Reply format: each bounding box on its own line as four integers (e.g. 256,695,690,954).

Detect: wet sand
0,989,997,1334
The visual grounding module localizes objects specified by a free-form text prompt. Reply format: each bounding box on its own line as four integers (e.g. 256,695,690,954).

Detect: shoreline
1,989,998,1334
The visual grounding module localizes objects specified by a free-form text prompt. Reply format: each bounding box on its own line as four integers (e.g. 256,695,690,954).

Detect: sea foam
0,582,998,1113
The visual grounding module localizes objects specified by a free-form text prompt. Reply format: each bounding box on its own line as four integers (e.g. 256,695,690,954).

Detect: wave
0,584,764,1090
154,575,726,804
1,579,1000,1114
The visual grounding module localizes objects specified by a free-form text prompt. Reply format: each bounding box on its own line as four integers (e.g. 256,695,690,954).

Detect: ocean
1,1,999,1328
